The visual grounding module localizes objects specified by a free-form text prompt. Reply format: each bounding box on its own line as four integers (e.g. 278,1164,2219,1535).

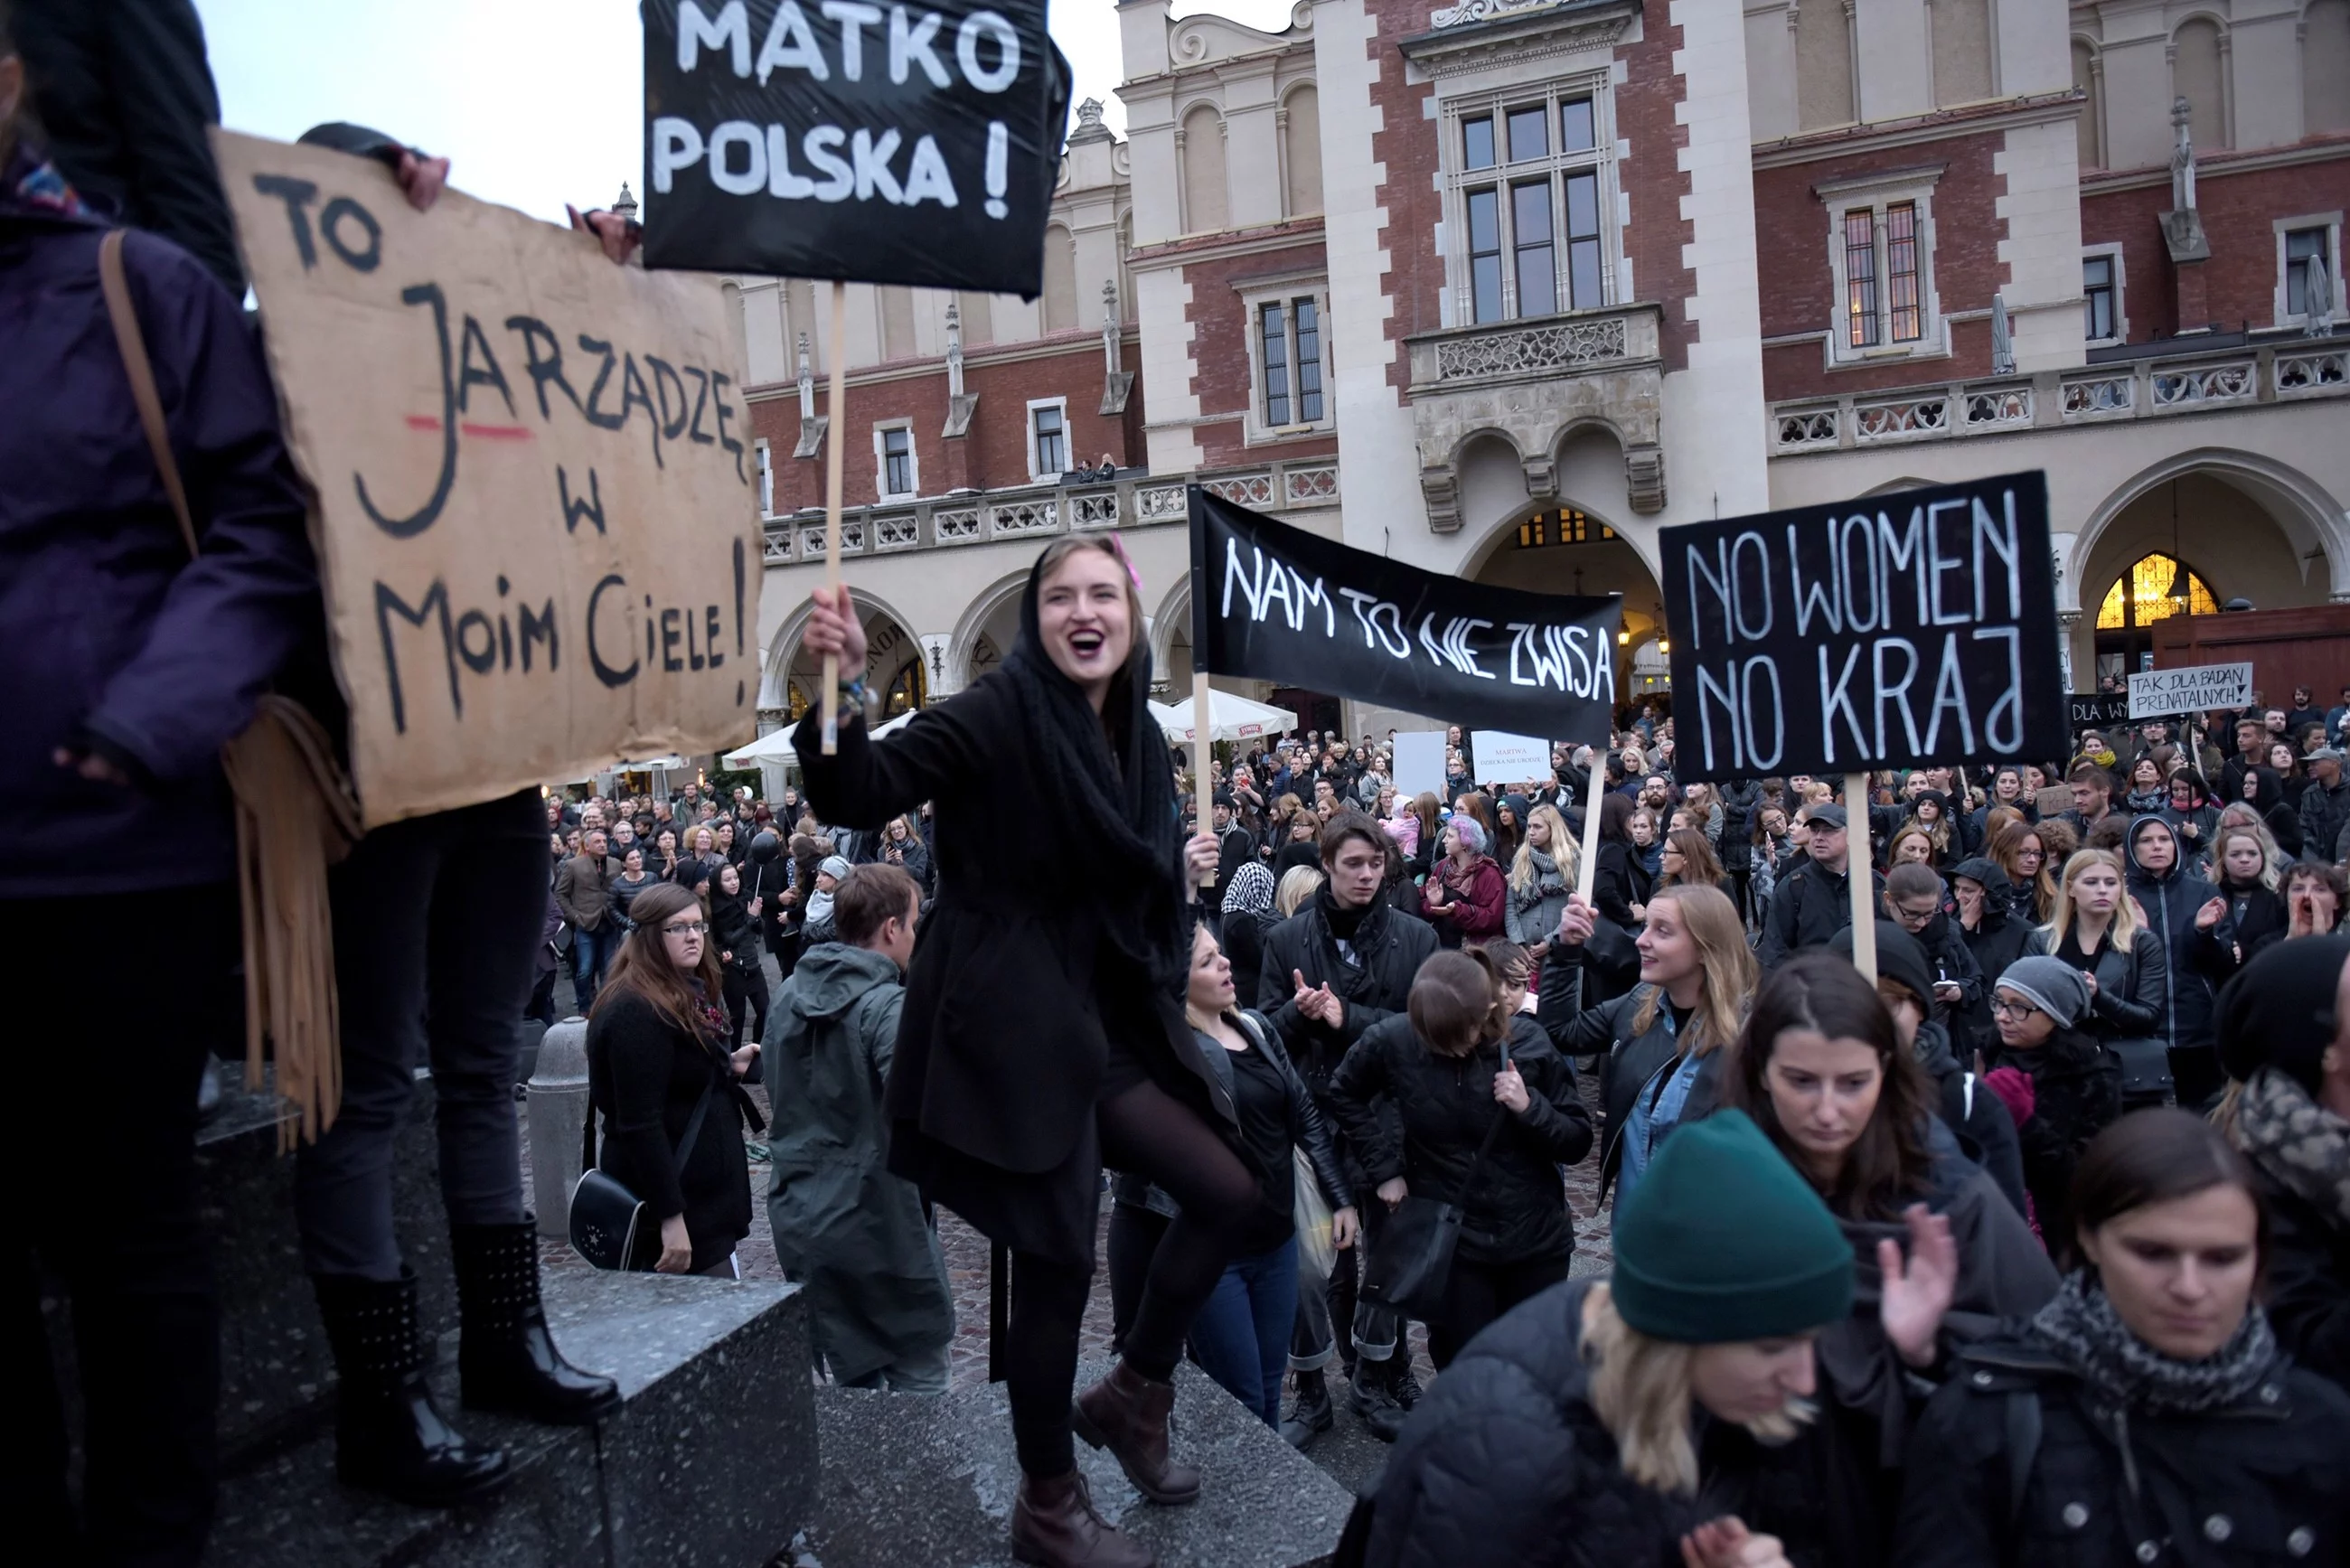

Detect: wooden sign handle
1193,670,1215,889
1845,772,1876,982
1575,748,1604,903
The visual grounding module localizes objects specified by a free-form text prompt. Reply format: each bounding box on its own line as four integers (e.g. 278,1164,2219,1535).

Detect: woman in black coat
1329,946,1593,1368
794,540,1246,1567
1979,958,2123,1248
706,862,767,1047
585,884,763,1275
1589,792,1650,931
1896,1111,2350,1566
2019,848,2168,1050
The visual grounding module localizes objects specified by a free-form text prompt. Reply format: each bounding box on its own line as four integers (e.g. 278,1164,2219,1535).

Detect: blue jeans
571,920,614,1006
1186,1236,1298,1428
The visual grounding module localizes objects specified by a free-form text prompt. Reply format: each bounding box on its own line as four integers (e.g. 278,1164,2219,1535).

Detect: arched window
2096,552,2218,630
2171,18,2228,151
883,656,926,717
786,679,810,720
1042,223,1077,333
1796,1,1856,131
2308,0,2350,136
1283,86,1322,217
1180,104,1229,232
2071,40,2103,168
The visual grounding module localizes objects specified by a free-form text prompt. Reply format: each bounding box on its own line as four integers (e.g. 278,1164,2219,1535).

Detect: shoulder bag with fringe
99,228,364,1149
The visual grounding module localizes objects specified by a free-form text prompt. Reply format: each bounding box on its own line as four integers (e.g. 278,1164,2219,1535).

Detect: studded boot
313,1269,510,1507
451,1220,623,1424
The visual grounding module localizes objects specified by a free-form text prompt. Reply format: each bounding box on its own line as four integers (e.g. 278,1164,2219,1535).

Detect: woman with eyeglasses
586,883,764,1277
1979,957,2122,1248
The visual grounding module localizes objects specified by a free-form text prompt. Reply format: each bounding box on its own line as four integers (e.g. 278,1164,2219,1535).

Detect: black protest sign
1190,489,1621,740
641,0,1067,295
2068,692,2133,730
1659,472,2063,784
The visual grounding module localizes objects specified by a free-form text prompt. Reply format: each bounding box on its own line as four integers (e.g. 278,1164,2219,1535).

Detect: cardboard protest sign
2067,692,2133,730
1391,731,1446,801
641,0,1067,294
1471,731,1554,784
2129,662,2251,719
216,130,762,829
1660,472,2063,784
1190,489,1620,740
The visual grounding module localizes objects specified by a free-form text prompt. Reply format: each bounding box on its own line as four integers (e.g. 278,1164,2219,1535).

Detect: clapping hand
1681,1518,1791,1568
1878,1204,1960,1368
1291,970,1345,1029
2195,896,2225,931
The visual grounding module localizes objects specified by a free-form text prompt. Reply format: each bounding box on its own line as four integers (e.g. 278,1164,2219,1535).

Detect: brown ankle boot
1071,1361,1201,1505
1010,1469,1155,1567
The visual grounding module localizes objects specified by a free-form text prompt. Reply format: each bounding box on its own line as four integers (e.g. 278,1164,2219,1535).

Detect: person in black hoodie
1588,792,1650,932
1830,923,2028,1220
2213,821,2289,964
1880,862,1981,1026
1980,957,2123,1247
2122,813,2236,1109
707,861,767,1047
1947,857,2030,1053
1329,946,1593,1369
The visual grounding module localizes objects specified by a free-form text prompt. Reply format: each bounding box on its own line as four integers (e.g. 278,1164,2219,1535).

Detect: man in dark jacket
552,830,620,1007
2122,812,2236,1109
766,865,954,1392
1206,790,1254,920
1757,803,1884,968
1258,813,1436,1440
2298,746,2350,866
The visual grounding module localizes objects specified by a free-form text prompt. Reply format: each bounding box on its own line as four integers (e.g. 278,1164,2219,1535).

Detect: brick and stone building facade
744,0,2350,746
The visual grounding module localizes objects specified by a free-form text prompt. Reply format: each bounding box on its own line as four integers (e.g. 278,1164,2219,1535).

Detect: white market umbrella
1157,689,1300,744
723,708,918,765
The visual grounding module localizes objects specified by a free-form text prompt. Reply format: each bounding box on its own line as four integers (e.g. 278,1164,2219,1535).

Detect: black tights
1003,1078,1255,1479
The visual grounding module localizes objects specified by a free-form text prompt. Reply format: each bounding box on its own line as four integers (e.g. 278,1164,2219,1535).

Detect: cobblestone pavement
546,962,1615,1494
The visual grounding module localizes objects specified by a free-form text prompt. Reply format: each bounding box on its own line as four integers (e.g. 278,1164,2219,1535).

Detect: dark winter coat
587,989,756,1273
709,887,759,973
2022,923,2169,1047
1360,1280,1830,1568
1950,862,2033,1048
2299,775,2350,868
1913,1019,2029,1220
1716,781,1761,875
1894,1334,2350,1567
2253,1168,2350,1387
1758,857,1887,969
2218,876,2289,964
1328,1015,1592,1267
1981,1026,2121,1246
1912,906,1986,1022
2122,814,2237,1047
2,156,320,899
1589,840,1650,930
1256,893,1440,1103
1537,952,1726,1206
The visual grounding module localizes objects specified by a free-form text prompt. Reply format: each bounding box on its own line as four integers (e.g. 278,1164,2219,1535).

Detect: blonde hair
2214,823,2280,893
1628,885,1753,1055
1580,1284,1810,1496
2039,848,2140,950
1274,865,1324,916
1510,803,1578,895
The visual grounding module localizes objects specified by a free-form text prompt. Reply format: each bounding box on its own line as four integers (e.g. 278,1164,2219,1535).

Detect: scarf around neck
2027,1270,2276,1414
2236,1066,2350,1228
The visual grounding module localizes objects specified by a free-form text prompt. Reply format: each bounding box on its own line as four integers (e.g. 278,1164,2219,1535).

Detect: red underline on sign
403,416,534,440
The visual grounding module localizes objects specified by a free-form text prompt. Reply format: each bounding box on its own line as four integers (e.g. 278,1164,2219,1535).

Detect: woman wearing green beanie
1353,1109,1949,1568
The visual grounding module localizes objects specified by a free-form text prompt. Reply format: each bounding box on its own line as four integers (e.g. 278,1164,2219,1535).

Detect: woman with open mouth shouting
794,536,1236,1568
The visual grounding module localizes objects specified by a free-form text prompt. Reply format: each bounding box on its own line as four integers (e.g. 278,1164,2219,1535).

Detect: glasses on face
1893,903,1938,926
1990,998,2039,1020
661,921,708,937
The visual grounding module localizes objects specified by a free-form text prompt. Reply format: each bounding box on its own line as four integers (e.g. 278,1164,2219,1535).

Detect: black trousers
1426,1253,1573,1369
8,883,240,1568
295,790,542,1279
724,963,770,1047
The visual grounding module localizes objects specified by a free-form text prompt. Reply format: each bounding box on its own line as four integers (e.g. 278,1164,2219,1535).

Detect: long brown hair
1653,827,1722,892
1628,885,1753,1054
1725,952,1936,1221
595,882,724,1036
1988,818,2057,921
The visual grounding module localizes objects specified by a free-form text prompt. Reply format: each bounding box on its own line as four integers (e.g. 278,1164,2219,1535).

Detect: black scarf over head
1001,548,1188,991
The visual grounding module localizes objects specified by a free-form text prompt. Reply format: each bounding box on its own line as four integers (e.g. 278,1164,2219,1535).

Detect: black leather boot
314,1269,510,1507
1279,1369,1332,1450
451,1220,622,1424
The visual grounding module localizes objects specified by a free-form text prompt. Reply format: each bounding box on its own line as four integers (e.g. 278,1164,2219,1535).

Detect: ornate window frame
2273,211,2345,330
1239,277,1335,444
1437,72,1621,330
1816,164,1950,371
872,421,918,500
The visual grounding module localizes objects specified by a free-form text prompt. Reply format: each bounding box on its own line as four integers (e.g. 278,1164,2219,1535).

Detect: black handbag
569,1061,720,1272
1358,1085,1509,1321
2108,1038,2173,1109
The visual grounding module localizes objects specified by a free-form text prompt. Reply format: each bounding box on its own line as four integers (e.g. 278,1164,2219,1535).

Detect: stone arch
2170,14,2231,150
760,585,926,716
2068,448,2350,614
1462,497,1661,699
946,568,1034,692
1151,576,1193,689
1178,101,1229,234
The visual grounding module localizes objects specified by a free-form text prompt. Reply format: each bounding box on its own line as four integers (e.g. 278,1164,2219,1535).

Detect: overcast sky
193,0,1300,225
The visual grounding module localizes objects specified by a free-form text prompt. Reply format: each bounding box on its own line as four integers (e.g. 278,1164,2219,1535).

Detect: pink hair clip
1106,532,1144,593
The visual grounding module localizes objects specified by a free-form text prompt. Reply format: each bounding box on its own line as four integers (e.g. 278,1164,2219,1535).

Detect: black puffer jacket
1981,1026,2120,1246
2122,814,2237,1047
1537,950,1728,1207
1328,1014,1591,1266
1914,1019,2028,1219
1360,1280,1830,1568
1894,1334,2350,1567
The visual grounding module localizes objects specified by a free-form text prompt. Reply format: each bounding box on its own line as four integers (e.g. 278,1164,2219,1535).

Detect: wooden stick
1845,772,1876,982
819,280,849,756
1193,670,1214,887
1575,747,1604,902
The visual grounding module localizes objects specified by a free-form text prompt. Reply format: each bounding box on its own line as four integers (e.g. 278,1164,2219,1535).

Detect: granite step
803,1359,1353,1568
205,1267,817,1568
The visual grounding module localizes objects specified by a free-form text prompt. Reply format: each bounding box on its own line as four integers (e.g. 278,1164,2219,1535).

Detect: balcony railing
1405,301,1663,394
758,459,1341,567
1767,336,2348,455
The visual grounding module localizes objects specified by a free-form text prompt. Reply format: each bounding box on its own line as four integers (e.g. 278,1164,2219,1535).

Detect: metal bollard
527,1018,591,1240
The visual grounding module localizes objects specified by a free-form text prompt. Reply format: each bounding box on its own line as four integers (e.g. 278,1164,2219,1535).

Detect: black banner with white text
641,0,1067,294
1189,489,1621,741
1659,472,2063,783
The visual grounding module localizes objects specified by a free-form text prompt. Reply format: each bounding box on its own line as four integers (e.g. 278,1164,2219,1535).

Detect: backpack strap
97,230,199,559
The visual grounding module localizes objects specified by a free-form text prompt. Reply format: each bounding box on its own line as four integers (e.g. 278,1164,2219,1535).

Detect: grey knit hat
1995,955,2092,1028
